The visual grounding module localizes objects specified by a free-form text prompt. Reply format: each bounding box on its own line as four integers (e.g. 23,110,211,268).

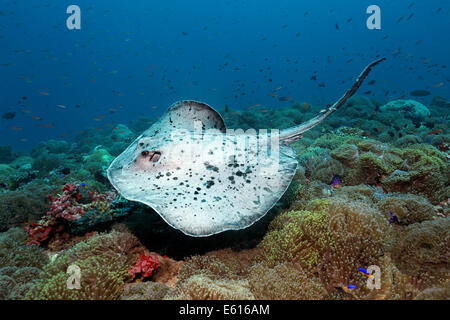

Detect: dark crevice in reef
121,204,281,260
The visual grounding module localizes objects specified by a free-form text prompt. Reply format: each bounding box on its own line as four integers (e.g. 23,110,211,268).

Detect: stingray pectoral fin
164,100,227,133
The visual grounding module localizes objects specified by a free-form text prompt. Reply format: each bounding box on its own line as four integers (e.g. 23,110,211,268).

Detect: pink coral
25,183,116,246
129,253,161,279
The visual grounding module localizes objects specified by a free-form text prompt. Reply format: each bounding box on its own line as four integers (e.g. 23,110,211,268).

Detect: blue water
1,0,449,150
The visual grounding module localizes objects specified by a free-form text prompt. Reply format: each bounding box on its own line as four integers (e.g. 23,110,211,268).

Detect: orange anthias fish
247,104,261,109
10,126,23,130
425,129,443,136
267,94,277,97
37,124,55,128
273,86,283,92
303,102,310,110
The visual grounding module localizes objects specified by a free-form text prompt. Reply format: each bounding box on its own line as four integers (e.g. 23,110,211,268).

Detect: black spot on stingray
205,180,215,188
201,199,206,203
204,162,219,172
194,191,199,195
235,170,243,177
173,177,178,180
193,197,197,200
166,172,171,176
196,187,201,191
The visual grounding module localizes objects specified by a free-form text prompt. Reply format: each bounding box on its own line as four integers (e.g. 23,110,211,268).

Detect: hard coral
248,262,327,299
122,282,171,300
166,274,254,300
26,228,143,300
258,198,390,291
0,228,48,300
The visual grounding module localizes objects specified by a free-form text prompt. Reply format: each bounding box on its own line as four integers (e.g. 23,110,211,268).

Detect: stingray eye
149,151,162,162
141,150,149,156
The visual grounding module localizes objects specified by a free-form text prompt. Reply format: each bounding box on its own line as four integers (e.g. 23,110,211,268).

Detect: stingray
107,58,385,236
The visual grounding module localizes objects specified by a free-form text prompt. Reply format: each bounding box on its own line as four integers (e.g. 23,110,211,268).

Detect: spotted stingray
107,58,385,236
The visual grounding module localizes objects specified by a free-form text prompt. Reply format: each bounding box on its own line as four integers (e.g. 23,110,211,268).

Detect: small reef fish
303,102,310,110
273,86,283,92
10,126,23,130
56,105,67,109
278,96,293,101
267,94,277,97
37,124,55,128
344,285,356,291
330,175,342,189
388,210,399,224
2,112,16,120
410,90,431,97
358,268,373,278
425,129,442,136
433,82,444,88
39,91,50,96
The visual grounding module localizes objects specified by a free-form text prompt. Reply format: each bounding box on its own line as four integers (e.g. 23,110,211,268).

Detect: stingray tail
279,57,386,145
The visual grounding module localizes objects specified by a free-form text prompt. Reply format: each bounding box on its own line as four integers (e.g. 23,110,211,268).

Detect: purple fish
388,210,398,224
330,175,342,188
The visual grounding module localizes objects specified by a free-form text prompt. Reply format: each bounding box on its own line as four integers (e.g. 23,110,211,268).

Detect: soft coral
129,253,160,279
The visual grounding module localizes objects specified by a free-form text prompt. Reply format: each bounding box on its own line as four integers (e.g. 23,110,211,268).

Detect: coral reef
122,281,171,300
128,253,161,279
0,228,49,299
25,183,119,245
247,262,327,299
25,228,143,300
0,94,448,300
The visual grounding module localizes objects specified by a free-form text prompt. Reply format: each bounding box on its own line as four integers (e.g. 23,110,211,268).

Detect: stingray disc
107,100,297,236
